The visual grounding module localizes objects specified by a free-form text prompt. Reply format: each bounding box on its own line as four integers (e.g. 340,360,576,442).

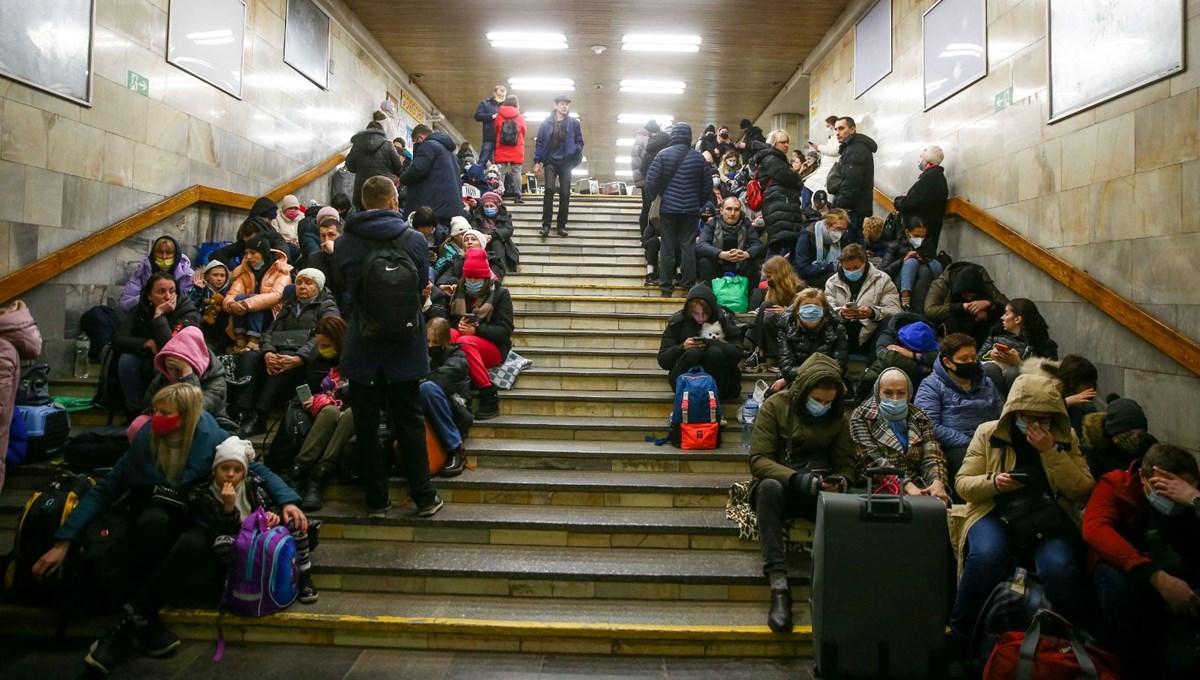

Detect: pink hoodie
153,325,211,378
0,301,43,494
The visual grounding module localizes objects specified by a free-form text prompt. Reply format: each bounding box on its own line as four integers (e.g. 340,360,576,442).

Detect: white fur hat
213,436,255,471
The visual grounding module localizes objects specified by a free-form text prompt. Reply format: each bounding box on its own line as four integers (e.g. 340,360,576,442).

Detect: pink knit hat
462,249,492,279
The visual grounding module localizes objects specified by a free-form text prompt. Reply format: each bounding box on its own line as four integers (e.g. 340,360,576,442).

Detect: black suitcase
812,467,950,679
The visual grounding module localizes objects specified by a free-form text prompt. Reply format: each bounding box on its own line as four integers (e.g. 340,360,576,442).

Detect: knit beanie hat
481,191,503,206
295,267,326,294
464,228,490,248
449,216,471,238
739,118,752,130
951,266,986,298
244,235,272,261
279,194,301,212
645,120,660,133
316,206,341,225
1103,395,1148,436
213,436,254,472
898,322,939,353
462,249,492,279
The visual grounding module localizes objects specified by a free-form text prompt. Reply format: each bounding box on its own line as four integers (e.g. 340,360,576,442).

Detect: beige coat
823,264,902,344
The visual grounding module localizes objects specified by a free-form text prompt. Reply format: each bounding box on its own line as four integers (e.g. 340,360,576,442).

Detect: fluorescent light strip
619,80,686,94
572,168,590,177
487,32,568,49
617,114,674,125
524,111,580,120
615,170,634,177
622,34,702,52
615,156,632,164
508,77,575,92
615,138,635,147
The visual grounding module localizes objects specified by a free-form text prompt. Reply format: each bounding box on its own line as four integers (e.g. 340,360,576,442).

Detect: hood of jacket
498,105,521,120
423,130,457,153
669,123,693,147
841,133,879,154
788,353,846,417
993,374,1071,446
0,301,42,358
249,196,277,219
149,235,184,271
193,260,231,292
153,325,210,378
872,366,913,403
682,283,719,320
351,128,390,154
345,208,408,241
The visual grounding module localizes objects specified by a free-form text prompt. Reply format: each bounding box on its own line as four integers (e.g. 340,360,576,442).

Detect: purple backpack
223,506,299,617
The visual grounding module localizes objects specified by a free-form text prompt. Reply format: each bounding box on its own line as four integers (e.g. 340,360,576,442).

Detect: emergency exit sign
127,71,149,97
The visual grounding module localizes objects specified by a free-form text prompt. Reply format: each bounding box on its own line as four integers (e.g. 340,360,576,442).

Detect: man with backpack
645,122,712,298
333,176,442,519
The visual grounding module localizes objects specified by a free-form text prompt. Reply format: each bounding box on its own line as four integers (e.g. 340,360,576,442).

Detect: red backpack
745,171,764,211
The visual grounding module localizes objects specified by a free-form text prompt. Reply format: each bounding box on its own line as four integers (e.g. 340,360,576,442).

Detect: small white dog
699,321,725,342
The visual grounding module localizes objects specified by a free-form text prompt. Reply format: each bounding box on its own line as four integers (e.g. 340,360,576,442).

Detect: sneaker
416,495,444,518
133,615,180,657
642,274,659,287
367,500,392,519
539,225,550,237
298,572,319,604
556,226,569,237
85,618,136,674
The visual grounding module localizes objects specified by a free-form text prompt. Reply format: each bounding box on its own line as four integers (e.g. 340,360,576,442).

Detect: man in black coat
696,197,765,295
401,124,464,229
893,146,949,252
473,84,506,166
832,117,878,244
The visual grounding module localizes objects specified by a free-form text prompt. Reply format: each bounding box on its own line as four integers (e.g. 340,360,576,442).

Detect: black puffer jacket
259,287,340,363
428,344,470,399
834,133,879,216
470,205,519,273
777,313,847,382
893,165,949,251
751,146,805,248
113,296,200,357
657,285,744,370
448,283,515,357
345,128,405,208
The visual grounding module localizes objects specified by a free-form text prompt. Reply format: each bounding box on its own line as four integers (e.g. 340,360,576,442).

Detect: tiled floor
0,639,815,679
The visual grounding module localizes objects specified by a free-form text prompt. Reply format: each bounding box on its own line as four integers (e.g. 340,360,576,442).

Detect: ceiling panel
342,0,852,180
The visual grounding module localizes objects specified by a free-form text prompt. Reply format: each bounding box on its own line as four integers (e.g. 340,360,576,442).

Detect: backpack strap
707,391,717,423
681,391,690,424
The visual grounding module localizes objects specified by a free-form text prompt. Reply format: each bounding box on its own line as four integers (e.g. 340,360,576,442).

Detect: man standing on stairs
401,124,465,231
473,84,506,167
533,95,585,237
334,176,443,519
832,117,878,244
645,122,712,298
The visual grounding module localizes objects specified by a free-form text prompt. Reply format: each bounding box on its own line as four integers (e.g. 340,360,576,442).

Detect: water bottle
740,392,759,449
74,333,91,379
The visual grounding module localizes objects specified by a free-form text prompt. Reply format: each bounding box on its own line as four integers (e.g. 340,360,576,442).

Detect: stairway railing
0,149,349,303
874,188,1200,378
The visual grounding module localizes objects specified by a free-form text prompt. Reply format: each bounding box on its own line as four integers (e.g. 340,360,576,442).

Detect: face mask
827,229,845,243
843,267,864,282
151,414,181,436
806,398,831,418
879,398,909,421
948,360,978,380
464,280,485,295
712,177,721,187
1113,431,1144,453
798,304,824,323
154,257,173,271
1015,417,1052,436
284,209,302,220
726,159,737,167
909,237,924,248
483,207,498,217
1147,491,1186,516
917,160,927,171
250,259,265,271
318,346,338,359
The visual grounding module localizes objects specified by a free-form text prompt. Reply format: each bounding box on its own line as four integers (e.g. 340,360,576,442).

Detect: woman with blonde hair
773,287,848,393
32,382,302,674
743,256,805,373
750,129,805,258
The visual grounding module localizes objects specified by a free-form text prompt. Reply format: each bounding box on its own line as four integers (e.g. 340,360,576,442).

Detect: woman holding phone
978,298,1058,397
447,250,514,421
292,316,350,510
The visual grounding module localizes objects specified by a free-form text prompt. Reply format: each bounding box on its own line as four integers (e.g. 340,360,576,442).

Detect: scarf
813,220,842,265
711,219,747,252
208,476,253,521
275,214,301,242
451,283,496,321
155,434,187,487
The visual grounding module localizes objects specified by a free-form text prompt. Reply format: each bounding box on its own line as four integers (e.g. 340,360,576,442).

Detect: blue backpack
667,367,722,449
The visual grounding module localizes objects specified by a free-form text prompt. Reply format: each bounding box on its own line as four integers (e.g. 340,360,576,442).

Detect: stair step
517,244,645,257
518,253,646,265
512,295,698,314
514,311,667,331
506,283,664,297
469,414,728,442
513,327,661,350
517,346,662,369
466,438,749,473
508,265,647,278
499,389,675,418
517,366,761,393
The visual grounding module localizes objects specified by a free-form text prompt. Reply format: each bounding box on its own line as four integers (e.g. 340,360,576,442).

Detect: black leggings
128,506,213,615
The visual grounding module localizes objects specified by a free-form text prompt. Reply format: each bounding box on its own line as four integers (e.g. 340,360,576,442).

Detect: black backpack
266,400,313,472
80,305,119,361
93,343,126,422
356,230,421,342
2,471,94,604
499,117,519,146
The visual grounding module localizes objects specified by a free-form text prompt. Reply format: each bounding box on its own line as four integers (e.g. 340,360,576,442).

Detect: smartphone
464,314,480,324
1007,472,1029,480
690,336,706,344
295,384,313,403
994,343,1011,353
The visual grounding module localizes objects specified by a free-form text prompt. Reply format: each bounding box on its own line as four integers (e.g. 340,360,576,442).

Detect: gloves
789,471,823,496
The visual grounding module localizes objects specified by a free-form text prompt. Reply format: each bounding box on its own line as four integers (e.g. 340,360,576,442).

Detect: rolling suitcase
812,466,950,679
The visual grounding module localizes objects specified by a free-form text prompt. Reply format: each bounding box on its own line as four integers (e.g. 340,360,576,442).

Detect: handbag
712,274,749,313
826,160,844,194
17,364,52,406
745,172,764,211
996,491,1076,554
983,609,1122,680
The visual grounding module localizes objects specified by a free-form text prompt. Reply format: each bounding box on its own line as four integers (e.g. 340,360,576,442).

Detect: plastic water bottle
74,333,90,379
740,393,759,449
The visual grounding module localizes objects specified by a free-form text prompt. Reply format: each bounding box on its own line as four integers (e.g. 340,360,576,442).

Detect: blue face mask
463,280,485,295
798,304,824,323
483,207,498,217
1147,491,1186,516
879,398,909,421
843,267,864,282
806,398,831,418
1014,417,1051,436
250,258,265,271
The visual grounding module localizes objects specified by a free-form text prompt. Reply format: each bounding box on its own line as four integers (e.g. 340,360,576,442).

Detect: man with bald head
893,145,949,252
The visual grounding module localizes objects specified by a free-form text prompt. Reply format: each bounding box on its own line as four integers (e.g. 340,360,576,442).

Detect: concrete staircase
0,195,814,657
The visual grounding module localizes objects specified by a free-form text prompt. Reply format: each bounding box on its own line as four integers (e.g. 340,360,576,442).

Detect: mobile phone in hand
1007,472,1029,480
464,314,480,324
690,336,706,344
296,384,313,403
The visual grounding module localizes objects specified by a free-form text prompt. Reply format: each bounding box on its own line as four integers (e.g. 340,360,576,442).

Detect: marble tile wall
808,0,1200,450
0,0,449,373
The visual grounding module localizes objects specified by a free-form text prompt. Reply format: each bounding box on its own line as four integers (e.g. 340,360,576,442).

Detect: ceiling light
619,79,686,94
572,168,590,177
614,156,632,164
622,34,702,52
508,77,575,91
487,32,568,49
524,111,580,120
615,170,634,177
617,113,674,125
616,138,634,146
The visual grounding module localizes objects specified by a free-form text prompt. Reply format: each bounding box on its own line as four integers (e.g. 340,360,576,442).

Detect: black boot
288,466,306,493
767,589,793,632
237,410,265,438
539,225,551,237
301,465,329,511
441,445,465,477
475,386,500,421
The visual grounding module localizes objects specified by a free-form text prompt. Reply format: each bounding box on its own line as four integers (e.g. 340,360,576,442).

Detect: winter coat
893,165,949,251
401,131,464,219
303,250,347,311
737,126,765,163
469,205,519,273
913,358,1004,450
186,472,290,548
833,133,878,216
334,208,430,384
1081,411,1159,481
954,375,1095,572
474,97,503,143
657,285,745,371
119,236,195,312
427,344,470,399
979,324,1059,363
259,287,340,364
777,313,848,382
850,373,947,488
645,123,711,216
792,221,847,289
492,105,526,164
642,130,672,178
881,235,938,275
533,115,584,166
113,293,200,357
751,146,805,248
55,413,296,541
448,283,515,358
748,353,856,497
345,128,405,208
696,215,764,260
860,312,939,389
224,249,293,317
0,302,41,493
803,133,840,194
924,262,1009,327
209,200,289,266
823,263,902,344
631,127,651,186
143,326,232,426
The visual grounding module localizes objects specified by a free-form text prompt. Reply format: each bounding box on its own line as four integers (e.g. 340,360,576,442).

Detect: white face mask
910,237,924,248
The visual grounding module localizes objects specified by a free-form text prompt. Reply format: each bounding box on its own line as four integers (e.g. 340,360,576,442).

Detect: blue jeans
419,381,462,452
478,141,495,167
949,512,1086,641
900,258,942,293
118,353,146,411
231,294,265,338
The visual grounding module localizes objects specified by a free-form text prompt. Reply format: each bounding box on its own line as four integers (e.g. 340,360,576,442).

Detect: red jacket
1083,459,1154,576
492,105,526,164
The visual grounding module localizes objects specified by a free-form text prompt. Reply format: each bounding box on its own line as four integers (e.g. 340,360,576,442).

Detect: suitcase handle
861,465,910,523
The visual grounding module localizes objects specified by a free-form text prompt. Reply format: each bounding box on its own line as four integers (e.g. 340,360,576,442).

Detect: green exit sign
127,71,149,97
994,87,1013,112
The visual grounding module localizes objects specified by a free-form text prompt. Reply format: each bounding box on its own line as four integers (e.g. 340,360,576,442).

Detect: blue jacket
913,358,1004,450
474,97,502,143
645,124,711,216
400,131,463,218
334,209,430,384
792,223,848,289
55,413,297,542
533,115,584,165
